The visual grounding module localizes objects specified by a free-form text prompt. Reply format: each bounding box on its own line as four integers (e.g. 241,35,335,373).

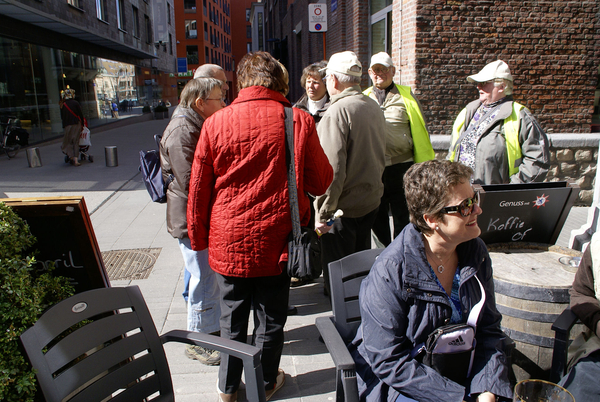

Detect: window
257,12,263,51
169,34,173,54
187,46,199,65
204,22,208,41
116,0,126,31
370,3,393,57
68,0,83,9
185,20,197,39
184,0,196,12
167,2,171,25
96,0,107,20
203,0,207,16
145,15,152,44
132,6,140,37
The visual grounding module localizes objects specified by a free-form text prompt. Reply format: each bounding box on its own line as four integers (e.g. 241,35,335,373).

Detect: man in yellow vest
364,52,435,246
448,60,550,184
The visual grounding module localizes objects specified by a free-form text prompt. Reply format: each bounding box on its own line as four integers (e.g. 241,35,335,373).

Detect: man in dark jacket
160,77,225,365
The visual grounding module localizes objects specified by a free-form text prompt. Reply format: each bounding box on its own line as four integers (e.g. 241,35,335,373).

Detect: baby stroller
63,124,94,164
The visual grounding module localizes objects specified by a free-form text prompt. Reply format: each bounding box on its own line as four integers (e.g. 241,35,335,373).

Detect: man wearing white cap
315,51,386,296
448,60,549,184
364,52,434,246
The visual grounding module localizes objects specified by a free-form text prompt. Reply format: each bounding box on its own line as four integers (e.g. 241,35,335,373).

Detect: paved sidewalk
0,120,589,401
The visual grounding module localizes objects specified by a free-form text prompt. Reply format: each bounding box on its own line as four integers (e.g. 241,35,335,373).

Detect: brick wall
412,0,600,135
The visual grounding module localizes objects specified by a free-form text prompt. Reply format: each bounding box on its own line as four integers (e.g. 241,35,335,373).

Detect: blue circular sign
315,23,322,31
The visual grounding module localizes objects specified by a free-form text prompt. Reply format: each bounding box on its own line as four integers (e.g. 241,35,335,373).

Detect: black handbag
284,107,322,280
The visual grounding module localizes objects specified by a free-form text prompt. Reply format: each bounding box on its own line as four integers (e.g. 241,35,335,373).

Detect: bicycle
0,116,23,159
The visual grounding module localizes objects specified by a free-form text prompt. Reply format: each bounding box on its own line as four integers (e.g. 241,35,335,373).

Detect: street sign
177,57,188,73
309,4,327,32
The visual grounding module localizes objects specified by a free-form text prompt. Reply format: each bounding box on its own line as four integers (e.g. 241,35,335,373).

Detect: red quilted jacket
187,86,333,278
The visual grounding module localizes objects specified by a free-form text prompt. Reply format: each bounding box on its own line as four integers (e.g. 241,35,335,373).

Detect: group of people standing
159,50,556,402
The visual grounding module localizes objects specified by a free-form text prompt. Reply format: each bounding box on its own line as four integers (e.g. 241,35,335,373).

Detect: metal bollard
105,146,118,167
26,147,42,168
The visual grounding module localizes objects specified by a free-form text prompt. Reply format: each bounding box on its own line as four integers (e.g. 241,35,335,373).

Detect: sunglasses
441,191,480,217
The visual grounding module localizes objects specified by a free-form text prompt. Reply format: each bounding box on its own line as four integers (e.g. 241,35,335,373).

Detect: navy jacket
349,224,512,401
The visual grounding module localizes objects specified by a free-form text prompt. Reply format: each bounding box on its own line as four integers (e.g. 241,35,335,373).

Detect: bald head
194,64,229,96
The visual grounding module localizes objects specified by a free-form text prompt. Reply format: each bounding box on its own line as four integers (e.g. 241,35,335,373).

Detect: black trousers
216,271,290,394
371,162,413,246
320,207,379,296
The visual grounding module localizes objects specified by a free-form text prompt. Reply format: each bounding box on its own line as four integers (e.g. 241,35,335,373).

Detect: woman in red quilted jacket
187,51,333,402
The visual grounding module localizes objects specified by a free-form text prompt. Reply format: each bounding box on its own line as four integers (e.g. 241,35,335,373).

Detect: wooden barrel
489,243,584,381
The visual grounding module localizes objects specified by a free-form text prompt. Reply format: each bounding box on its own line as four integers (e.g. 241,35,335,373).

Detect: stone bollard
105,146,118,167
26,147,42,168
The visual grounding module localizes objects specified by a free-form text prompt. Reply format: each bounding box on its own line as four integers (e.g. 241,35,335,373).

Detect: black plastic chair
20,285,267,402
315,248,383,402
550,307,580,383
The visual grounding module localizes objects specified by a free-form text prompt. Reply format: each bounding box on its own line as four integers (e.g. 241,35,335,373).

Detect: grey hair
179,77,222,108
495,78,513,95
330,69,361,85
193,64,225,79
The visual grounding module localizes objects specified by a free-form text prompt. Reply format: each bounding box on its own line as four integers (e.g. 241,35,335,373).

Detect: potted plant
154,104,169,119
142,105,151,114
0,202,74,402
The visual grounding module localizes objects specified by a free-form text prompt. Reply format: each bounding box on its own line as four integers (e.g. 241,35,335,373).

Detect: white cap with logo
370,52,394,69
320,51,362,77
467,60,513,83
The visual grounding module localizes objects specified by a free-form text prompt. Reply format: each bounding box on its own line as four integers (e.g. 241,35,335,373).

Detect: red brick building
265,0,599,134
230,0,255,97
173,0,234,101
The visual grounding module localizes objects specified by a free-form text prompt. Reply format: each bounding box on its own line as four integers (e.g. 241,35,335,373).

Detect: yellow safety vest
449,102,525,176
364,84,434,163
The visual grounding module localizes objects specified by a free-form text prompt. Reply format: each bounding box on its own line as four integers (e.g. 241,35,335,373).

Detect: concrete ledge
430,133,600,151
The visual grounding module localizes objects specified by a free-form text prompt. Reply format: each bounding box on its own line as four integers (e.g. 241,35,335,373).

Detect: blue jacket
349,224,512,402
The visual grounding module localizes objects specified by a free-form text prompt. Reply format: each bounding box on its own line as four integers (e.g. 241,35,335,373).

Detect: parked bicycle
1,116,28,159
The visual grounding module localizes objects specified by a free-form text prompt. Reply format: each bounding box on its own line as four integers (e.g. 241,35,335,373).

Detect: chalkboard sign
477,181,580,245
0,196,109,294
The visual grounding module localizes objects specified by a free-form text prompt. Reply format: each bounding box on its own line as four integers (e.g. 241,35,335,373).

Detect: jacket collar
171,106,205,129
329,85,363,105
233,86,292,107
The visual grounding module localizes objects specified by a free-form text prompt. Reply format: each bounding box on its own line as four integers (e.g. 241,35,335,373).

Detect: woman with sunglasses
349,160,512,402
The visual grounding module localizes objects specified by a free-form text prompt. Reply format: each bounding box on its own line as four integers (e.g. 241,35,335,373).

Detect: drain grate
102,248,162,280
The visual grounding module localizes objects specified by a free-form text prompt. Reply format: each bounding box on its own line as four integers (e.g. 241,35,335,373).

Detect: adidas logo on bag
448,335,465,346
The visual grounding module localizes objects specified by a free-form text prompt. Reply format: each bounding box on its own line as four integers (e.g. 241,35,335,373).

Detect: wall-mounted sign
309,4,327,32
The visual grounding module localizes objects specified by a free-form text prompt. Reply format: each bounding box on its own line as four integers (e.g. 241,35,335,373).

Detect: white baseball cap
370,52,394,69
320,51,362,77
467,60,513,83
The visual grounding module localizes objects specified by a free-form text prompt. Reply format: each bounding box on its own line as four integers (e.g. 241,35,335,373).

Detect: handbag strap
63,102,82,122
467,274,486,328
284,107,301,241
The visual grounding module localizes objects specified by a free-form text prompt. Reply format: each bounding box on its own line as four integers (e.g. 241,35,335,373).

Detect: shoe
185,344,221,366
265,368,285,401
290,277,313,287
217,391,237,402
287,305,298,316
216,378,238,402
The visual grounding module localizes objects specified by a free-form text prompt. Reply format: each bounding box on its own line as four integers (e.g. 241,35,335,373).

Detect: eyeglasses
441,191,480,217
205,97,225,102
371,67,390,75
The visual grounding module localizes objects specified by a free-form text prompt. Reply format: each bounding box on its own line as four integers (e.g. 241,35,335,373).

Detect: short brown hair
300,61,327,87
236,51,289,96
403,160,473,234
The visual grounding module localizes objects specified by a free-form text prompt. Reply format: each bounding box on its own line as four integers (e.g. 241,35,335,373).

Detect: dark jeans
216,271,290,394
321,207,379,296
372,162,413,247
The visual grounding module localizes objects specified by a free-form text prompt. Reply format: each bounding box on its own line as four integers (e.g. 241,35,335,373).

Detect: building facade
0,0,177,144
263,0,599,135
173,0,234,101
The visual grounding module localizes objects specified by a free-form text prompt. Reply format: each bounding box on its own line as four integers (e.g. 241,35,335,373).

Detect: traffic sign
309,4,327,32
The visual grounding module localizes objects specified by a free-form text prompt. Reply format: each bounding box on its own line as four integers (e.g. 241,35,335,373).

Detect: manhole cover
102,248,161,280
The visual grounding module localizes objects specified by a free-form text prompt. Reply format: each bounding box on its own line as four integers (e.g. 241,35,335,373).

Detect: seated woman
349,160,512,402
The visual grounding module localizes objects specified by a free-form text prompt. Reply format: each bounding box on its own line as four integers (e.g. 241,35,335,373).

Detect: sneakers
265,368,285,401
185,344,221,366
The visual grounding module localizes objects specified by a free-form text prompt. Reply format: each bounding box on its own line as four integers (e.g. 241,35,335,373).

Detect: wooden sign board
477,181,580,245
0,196,109,293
